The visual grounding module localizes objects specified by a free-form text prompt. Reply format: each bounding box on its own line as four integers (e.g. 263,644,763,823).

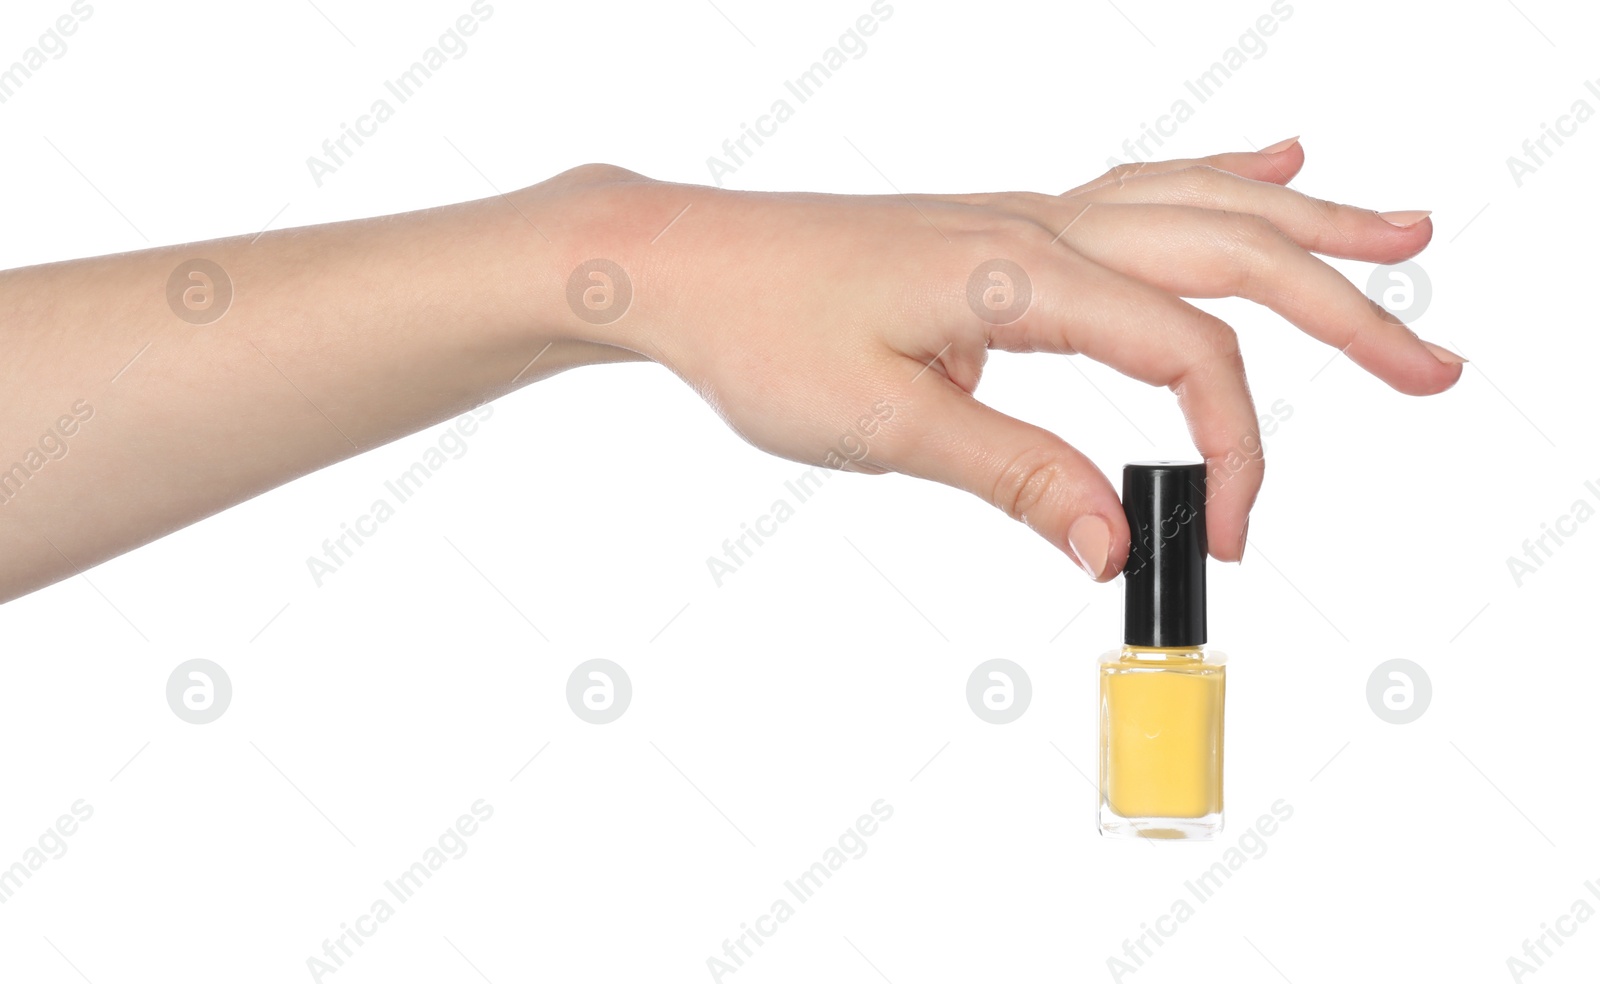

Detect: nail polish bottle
1099,461,1225,839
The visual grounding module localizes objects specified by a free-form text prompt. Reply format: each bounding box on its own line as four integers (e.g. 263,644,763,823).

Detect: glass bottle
1098,461,1225,840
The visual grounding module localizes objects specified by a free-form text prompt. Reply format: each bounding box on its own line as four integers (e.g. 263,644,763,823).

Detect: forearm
0,179,634,604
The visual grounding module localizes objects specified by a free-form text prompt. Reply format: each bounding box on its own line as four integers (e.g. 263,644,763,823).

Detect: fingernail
1066,515,1111,580
1378,209,1432,228
1235,519,1249,562
1259,135,1301,154
1421,340,1467,365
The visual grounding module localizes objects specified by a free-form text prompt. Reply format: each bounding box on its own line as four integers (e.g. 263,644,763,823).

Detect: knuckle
990,445,1071,522
1177,164,1230,194
962,220,1042,264
554,162,643,185
1171,314,1244,396
989,212,1047,242
1106,162,1149,185
1006,190,1063,213
1234,435,1267,478
1305,195,1342,221
1215,210,1285,292
1221,208,1277,245
1198,314,1242,361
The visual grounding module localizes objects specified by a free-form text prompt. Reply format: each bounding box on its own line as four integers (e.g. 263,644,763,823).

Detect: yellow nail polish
1098,461,1226,839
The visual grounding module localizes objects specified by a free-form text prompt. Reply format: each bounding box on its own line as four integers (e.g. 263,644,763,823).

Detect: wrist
494,165,702,362
439,165,671,382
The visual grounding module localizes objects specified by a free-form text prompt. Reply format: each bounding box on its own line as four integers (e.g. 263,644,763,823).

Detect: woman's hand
525,140,1460,581
0,140,1456,603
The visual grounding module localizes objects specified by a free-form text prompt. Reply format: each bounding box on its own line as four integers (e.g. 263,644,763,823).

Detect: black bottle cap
1122,461,1207,647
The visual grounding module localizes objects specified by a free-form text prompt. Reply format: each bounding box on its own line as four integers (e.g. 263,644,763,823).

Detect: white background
1,0,1596,981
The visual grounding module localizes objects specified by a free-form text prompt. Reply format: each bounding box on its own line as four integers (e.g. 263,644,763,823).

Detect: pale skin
0,138,1460,604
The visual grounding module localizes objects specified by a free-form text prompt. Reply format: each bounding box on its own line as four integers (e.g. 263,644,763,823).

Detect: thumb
890,385,1129,581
